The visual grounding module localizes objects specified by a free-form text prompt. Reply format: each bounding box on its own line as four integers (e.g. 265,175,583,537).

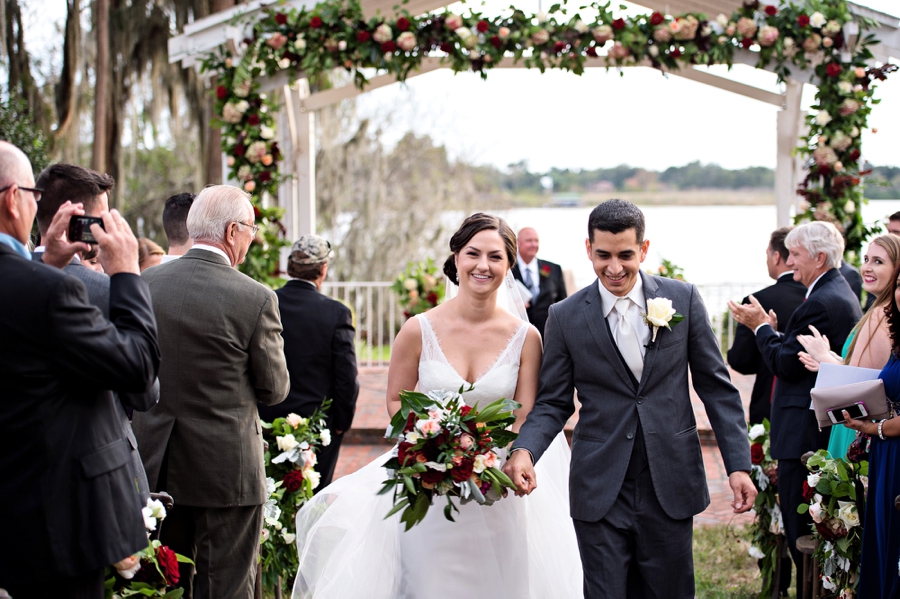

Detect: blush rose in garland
202,0,894,282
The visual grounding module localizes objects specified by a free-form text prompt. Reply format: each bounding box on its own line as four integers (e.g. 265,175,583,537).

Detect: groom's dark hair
588,199,645,243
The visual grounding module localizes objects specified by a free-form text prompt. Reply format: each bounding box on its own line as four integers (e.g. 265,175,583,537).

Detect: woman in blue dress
843,261,900,598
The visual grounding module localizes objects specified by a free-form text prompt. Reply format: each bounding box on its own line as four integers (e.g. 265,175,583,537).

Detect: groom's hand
729,471,757,513
503,449,537,496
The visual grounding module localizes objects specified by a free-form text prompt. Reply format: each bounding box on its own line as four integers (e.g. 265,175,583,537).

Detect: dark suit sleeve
686,285,752,474
119,379,160,412
250,292,290,406
756,301,824,383
514,306,576,462
330,305,359,431
553,264,567,301
48,273,159,393
727,296,761,375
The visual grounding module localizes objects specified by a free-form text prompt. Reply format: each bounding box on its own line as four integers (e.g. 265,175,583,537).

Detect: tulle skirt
292,433,583,598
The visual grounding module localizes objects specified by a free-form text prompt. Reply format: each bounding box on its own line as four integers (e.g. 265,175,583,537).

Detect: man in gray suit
33,163,156,502
133,185,289,598
505,200,755,597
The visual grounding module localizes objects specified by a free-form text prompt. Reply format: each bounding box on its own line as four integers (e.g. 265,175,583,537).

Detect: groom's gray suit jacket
515,272,751,522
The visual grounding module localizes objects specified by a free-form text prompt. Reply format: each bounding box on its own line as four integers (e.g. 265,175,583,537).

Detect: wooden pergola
169,0,900,250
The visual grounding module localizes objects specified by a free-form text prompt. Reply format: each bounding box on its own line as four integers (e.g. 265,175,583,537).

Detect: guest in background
0,141,160,598
729,221,861,598
259,234,359,488
796,234,900,457
728,226,806,425
133,185,289,597
138,237,165,271
161,192,195,263
80,245,104,273
511,227,567,337
34,163,114,311
888,211,900,236
840,259,864,306
842,260,900,598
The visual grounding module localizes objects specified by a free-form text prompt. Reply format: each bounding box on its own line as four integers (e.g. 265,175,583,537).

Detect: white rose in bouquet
305,469,322,490
748,424,766,440
286,413,306,428
114,555,142,580
748,546,765,559
277,434,299,452
373,23,393,43
837,500,860,528
320,428,332,446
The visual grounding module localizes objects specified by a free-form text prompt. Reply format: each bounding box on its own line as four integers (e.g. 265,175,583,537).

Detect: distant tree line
476,160,899,198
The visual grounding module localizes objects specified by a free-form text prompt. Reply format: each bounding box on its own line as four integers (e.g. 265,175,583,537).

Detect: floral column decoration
203,0,895,285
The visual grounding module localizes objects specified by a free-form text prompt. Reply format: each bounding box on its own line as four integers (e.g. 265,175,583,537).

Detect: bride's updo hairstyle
443,212,517,285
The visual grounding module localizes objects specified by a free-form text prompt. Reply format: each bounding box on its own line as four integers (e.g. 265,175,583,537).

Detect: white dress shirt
597,276,651,356
192,244,230,264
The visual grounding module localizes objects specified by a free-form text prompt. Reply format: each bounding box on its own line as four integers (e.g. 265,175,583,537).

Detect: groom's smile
585,228,649,297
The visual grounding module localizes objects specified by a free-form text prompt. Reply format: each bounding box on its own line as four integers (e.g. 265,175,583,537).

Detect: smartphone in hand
69,216,104,244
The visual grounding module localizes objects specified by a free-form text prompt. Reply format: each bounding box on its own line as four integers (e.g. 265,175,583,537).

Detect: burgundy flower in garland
476,20,489,33
553,41,565,54
440,42,453,53
234,144,246,157
248,114,261,126
357,30,370,42
259,171,272,183
275,12,288,25
764,5,777,16
612,18,626,30
797,14,810,27
671,48,682,58
586,46,598,57
490,35,501,49
309,15,323,28
382,41,397,52
396,17,410,31
741,37,753,49
826,62,842,77
649,12,664,26
216,85,227,99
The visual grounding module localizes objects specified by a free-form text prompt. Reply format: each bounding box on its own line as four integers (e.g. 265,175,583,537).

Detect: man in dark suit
259,234,359,488
511,227,567,336
133,185,290,598
506,200,754,597
32,162,156,502
840,259,863,302
0,141,160,597
730,221,862,598
728,226,806,425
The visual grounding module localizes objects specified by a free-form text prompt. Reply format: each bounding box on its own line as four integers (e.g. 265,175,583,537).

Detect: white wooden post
775,80,804,227
278,79,317,270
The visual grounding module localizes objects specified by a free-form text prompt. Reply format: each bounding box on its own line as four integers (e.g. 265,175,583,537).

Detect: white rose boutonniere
641,297,684,343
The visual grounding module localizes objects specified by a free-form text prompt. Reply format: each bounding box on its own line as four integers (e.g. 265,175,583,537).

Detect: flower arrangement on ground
798,449,868,597
392,258,444,319
105,498,193,598
259,402,332,594
745,420,784,598
380,388,520,530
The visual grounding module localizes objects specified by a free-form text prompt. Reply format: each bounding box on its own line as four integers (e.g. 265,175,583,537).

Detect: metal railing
324,280,769,367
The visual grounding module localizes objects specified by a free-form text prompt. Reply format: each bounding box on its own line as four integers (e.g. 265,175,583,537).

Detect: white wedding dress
292,314,583,598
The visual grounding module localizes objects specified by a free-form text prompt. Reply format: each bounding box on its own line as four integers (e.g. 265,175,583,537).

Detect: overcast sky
22,0,900,172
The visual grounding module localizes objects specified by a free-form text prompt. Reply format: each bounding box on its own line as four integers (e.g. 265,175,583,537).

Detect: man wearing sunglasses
0,141,160,597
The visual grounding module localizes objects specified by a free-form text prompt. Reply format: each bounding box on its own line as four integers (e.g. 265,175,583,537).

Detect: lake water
493,201,900,291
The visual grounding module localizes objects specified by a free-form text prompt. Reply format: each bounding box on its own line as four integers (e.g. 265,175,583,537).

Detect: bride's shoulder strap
416,314,443,362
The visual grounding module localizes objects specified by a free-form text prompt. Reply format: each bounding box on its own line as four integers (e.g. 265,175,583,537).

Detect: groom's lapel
584,281,636,391
637,272,662,393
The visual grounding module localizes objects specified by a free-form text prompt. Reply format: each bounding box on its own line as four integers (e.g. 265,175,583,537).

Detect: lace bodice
416,314,527,406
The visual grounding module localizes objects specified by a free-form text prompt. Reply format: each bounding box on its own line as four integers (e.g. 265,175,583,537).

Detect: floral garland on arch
202,0,895,284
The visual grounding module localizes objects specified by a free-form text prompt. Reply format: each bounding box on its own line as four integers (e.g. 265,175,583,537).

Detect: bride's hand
503,449,537,496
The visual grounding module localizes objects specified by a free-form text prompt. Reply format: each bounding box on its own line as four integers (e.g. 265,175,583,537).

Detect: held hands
502,449,537,497
729,471,757,514
41,202,91,269
94,210,140,276
727,296,775,332
796,325,841,373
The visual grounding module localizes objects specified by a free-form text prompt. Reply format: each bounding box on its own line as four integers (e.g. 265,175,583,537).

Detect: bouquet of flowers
259,402,331,594
798,450,868,597
380,387,520,530
392,259,444,318
745,420,784,598
105,498,193,598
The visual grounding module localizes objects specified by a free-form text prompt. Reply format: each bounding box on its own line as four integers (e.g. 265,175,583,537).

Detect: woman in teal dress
842,261,900,598
797,234,900,457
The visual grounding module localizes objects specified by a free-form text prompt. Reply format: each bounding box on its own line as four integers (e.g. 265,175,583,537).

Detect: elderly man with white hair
729,220,862,598
133,185,289,598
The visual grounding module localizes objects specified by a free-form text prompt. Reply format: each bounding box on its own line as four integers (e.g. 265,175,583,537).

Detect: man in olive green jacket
134,185,289,598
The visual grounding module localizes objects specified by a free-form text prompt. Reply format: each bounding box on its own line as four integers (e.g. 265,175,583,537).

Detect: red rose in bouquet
750,443,765,465
283,469,305,492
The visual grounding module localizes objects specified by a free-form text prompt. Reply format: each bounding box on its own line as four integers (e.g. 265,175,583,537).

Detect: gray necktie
615,297,644,381
524,267,539,301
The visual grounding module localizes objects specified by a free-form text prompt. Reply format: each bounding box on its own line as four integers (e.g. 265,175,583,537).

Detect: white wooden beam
279,80,317,268
775,80,804,227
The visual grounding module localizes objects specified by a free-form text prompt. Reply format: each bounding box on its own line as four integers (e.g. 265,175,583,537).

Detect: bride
292,213,582,598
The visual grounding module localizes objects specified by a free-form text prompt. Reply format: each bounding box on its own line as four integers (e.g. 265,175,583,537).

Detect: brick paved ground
337,366,758,528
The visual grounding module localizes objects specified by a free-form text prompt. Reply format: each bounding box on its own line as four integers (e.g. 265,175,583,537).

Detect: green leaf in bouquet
836,536,850,553
485,466,515,489
175,553,195,564
403,474,417,495
163,590,185,598
260,420,273,430
384,497,410,519
491,430,519,446
467,478,486,504
443,502,457,523
797,503,809,514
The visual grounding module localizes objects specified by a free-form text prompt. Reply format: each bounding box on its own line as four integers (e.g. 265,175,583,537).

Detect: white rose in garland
397,31,417,51
373,23,392,43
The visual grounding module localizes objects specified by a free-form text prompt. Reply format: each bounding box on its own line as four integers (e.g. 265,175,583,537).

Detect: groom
504,200,755,597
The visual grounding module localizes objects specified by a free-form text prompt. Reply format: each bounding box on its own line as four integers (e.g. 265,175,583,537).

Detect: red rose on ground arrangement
216,85,227,99
283,469,305,492
650,12,664,26
476,20,489,33
612,18,626,30
397,17,410,31
309,16,323,28
826,63,842,77
275,13,288,25
382,41,397,52
156,545,180,586
750,443,764,465
797,14,810,27
765,5,777,16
